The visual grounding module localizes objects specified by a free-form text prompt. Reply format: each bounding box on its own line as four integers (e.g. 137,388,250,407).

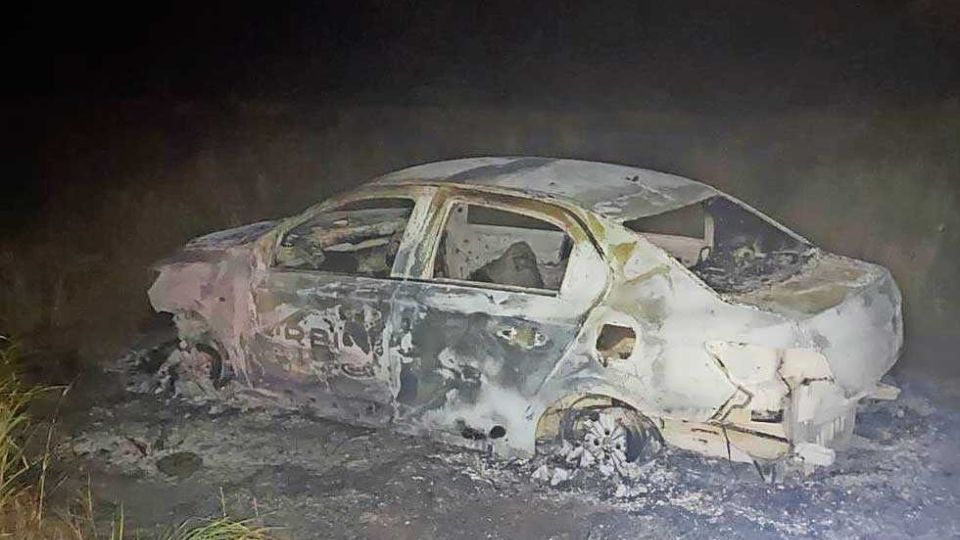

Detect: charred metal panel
148,244,258,377
390,280,582,453
250,272,400,426
797,264,903,394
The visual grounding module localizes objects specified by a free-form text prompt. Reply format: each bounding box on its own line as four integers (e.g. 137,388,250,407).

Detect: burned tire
176,341,229,388
192,342,227,387
560,405,662,465
154,339,231,400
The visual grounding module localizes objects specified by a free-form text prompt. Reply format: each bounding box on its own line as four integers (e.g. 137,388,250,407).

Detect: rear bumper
705,341,899,469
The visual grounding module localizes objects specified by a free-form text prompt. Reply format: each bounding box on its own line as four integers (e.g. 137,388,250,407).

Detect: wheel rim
582,409,631,466
560,406,657,472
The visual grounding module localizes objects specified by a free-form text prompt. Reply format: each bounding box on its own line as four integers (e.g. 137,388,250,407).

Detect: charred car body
149,157,903,471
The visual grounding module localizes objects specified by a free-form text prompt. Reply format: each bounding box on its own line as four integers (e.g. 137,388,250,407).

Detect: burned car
149,157,903,472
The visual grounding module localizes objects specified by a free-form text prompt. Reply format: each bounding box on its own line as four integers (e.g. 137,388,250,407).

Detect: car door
389,190,608,445
249,192,429,426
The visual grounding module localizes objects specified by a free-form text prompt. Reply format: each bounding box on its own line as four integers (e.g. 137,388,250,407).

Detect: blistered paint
148,158,903,471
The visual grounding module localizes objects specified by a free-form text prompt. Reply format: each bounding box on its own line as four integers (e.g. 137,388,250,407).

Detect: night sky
5,1,959,221
5,1,958,105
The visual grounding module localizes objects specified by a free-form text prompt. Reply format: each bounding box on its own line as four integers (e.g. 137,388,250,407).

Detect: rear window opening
434,203,573,291
624,196,814,293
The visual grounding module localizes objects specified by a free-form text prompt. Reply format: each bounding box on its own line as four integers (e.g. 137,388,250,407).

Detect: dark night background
2,1,959,380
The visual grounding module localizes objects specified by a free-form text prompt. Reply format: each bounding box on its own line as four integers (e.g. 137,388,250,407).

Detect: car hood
152,220,277,269
184,220,278,250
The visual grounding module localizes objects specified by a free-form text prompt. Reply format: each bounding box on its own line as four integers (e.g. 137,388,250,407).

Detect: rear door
390,190,607,445
249,193,428,425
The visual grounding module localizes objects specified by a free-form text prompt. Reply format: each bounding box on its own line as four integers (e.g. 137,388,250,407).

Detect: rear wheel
560,405,662,467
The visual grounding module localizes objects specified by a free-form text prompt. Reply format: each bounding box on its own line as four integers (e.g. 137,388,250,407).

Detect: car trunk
730,253,903,394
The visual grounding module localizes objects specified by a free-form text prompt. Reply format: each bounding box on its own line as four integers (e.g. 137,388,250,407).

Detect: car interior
275,198,415,277
433,202,573,291
623,196,813,293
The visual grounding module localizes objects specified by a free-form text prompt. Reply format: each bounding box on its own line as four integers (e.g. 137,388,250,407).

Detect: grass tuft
0,335,40,510
162,516,274,540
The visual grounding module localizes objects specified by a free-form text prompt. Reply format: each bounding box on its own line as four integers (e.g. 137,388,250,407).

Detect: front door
250,195,420,426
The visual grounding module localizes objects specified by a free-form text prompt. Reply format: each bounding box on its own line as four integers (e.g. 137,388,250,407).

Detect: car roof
370,157,718,221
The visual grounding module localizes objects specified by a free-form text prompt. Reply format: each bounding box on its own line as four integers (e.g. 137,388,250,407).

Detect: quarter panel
571,227,801,422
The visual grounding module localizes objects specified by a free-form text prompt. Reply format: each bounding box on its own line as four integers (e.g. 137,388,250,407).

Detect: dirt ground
52,349,960,540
